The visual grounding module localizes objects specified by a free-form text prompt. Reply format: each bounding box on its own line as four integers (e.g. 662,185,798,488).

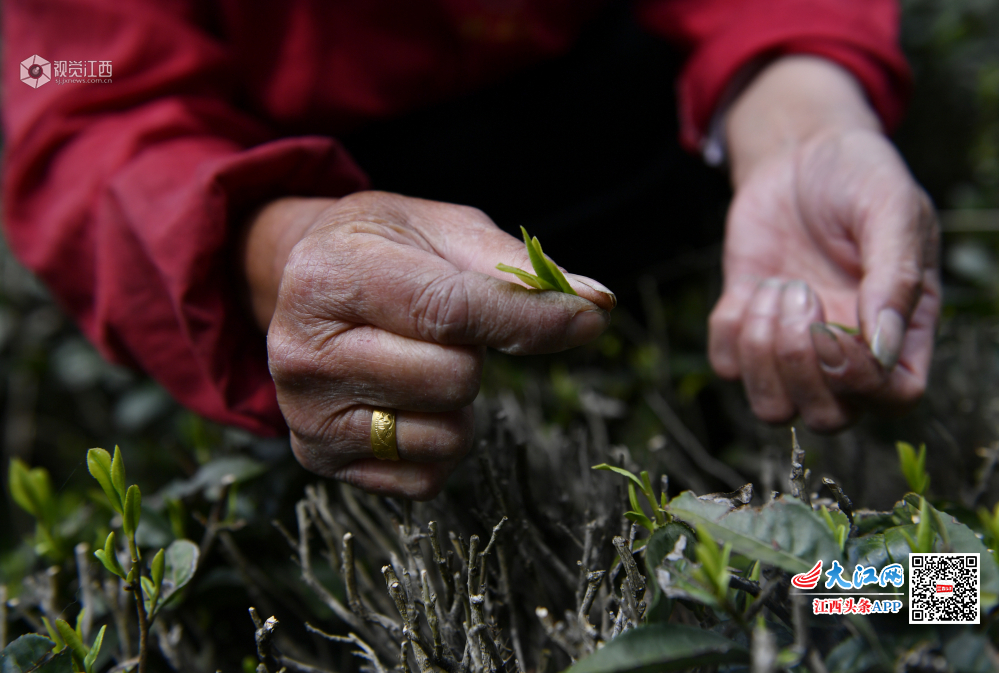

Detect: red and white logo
21,55,51,88
935,581,954,594
792,560,823,590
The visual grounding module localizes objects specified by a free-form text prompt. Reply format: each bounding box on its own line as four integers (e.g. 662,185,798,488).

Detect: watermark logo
792,559,905,616
20,56,112,87
790,560,822,589
20,55,51,88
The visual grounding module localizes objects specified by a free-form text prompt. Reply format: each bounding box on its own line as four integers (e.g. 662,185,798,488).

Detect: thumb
856,189,938,370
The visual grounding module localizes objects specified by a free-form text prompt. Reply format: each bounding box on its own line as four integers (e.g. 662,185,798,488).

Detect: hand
708,57,940,431
241,191,615,499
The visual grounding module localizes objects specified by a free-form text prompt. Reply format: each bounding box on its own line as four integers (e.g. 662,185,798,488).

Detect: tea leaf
566,623,747,673
667,491,840,574
83,625,106,673
87,448,122,514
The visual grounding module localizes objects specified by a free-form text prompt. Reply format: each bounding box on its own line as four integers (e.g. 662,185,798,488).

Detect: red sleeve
634,0,912,153
2,0,369,435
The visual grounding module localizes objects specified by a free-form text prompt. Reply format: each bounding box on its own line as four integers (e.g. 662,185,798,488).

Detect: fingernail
566,273,617,308
871,308,904,370
748,278,783,317
780,281,813,323
810,323,846,372
567,309,610,348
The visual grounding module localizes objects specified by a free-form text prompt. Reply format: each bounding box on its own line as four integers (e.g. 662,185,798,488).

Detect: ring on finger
370,409,400,461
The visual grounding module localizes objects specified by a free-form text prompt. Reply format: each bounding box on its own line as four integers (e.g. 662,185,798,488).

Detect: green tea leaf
566,623,748,673
94,531,126,579
668,492,841,574
83,625,106,673
87,448,122,514
896,442,929,495
151,548,165,590
123,484,142,539
54,618,87,666
110,446,126,505
42,617,63,651
592,464,644,490
9,459,54,524
528,232,576,294
624,510,656,533
494,263,556,291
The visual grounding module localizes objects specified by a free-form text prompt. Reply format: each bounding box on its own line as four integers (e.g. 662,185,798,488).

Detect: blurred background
0,0,997,667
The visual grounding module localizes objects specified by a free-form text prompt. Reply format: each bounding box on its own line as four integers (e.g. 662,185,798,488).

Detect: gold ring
370,409,400,461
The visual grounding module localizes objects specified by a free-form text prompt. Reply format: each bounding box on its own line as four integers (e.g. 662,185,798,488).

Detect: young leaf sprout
496,226,578,295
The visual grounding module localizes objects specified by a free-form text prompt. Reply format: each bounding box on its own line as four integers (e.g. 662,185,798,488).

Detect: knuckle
409,274,474,343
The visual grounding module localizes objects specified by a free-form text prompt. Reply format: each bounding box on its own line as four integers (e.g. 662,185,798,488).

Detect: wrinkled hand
709,127,940,430
248,192,614,499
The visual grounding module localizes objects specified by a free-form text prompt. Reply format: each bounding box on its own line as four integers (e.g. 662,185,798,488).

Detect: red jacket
2,0,910,435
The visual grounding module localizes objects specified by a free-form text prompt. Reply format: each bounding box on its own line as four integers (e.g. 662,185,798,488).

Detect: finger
809,324,889,397
288,406,474,471
773,281,852,431
708,274,760,379
332,459,462,501
269,324,485,412
396,196,617,311
737,279,794,422
283,220,610,355
856,184,939,371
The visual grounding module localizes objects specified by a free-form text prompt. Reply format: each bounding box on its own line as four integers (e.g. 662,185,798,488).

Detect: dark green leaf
33,650,74,673
86,448,121,514
924,500,999,611
845,534,890,572
565,624,748,673
160,539,199,605
667,492,841,573
824,636,880,673
645,522,697,577
884,524,917,564
0,634,58,672
943,631,995,673
154,456,266,502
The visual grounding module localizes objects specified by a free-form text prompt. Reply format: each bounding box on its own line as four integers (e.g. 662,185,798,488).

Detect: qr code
909,553,979,624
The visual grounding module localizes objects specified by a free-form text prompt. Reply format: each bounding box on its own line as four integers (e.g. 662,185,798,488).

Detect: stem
126,535,150,673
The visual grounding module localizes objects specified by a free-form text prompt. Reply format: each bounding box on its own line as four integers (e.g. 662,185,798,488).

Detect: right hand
242,191,615,500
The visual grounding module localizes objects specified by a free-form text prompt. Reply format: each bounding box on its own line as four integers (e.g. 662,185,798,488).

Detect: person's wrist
239,196,340,331
724,55,882,187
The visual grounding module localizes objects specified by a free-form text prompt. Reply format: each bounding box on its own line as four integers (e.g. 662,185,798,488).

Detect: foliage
496,226,578,294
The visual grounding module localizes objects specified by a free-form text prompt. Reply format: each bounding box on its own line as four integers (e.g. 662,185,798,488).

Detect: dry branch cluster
264,398,665,673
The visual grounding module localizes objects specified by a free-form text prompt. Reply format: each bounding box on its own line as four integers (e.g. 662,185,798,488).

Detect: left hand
707,57,940,432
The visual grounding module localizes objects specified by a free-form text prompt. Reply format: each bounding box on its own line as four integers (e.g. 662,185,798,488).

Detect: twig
306,624,388,673
74,543,95,643
821,478,855,525
789,429,811,507
103,576,131,660
250,608,281,673
644,390,745,490
577,570,605,635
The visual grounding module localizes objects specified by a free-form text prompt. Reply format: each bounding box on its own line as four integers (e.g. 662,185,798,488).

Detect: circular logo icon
20,55,51,88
